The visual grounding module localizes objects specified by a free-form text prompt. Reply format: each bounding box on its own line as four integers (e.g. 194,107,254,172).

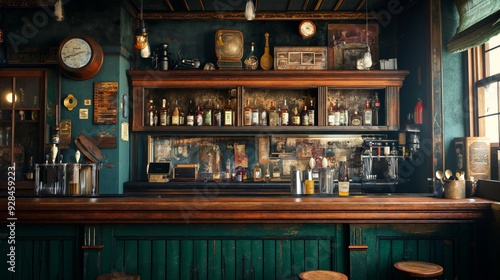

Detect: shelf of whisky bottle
135,125,399,133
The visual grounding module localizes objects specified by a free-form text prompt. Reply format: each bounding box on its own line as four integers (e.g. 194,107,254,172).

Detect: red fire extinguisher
414,98,423,125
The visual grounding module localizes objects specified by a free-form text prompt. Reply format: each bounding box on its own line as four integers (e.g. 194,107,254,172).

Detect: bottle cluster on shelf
145,92,381,127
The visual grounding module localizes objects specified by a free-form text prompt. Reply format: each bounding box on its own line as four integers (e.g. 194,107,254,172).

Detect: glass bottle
203,102,213,126
251,100,259,126
414,98,423,124
272,162,281,179
343,101,349,126
147,99,155,126
260,32,273,70
328,101,335,126
213,104,222,126
372,92,380,125
338,156,350,196
350,108,362,126
307,99,315,126
186,99,195,126
171,99,180,125
333,99,340,126
281,99,289,126
259,105,268,126
244,42,258,70
224,99,233,126
195,104,204,126
301,105,309,126
160,98,169,126
277,103,282,126
244,99,252,126
268,101,278,126
338,99,345,126
253,164,262,182
292,104,301,126
363,99,372,126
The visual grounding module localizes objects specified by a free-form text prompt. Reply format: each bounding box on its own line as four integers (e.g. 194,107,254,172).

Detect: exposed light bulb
140,42,151,58
245,0,255,21
54,0,64,21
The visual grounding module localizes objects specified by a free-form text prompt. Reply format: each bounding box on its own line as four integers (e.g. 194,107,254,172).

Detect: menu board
93,82,118,124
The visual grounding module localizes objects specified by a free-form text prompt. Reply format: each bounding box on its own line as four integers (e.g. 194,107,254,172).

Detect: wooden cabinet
0,69,46,193
128,70,408,133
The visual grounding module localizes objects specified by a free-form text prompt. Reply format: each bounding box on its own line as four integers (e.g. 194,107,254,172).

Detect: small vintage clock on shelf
299,20,316,39
58,35,104,80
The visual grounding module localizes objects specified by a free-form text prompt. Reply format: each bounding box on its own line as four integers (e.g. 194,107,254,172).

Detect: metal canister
291,170,304,195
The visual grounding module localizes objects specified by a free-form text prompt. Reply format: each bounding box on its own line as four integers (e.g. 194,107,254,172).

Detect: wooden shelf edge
131,125,400,133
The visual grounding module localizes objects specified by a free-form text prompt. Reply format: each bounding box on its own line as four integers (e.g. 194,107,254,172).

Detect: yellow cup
305,180,315,194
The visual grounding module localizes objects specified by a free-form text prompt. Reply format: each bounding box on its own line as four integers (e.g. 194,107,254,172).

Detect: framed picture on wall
327,24,379,70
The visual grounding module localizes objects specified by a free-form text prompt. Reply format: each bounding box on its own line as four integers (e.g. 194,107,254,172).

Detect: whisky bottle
372,92,380,125
307,99,315,126
328,101,335,126
251,100,259,126
186,99,195,126
244,42,258,70
277,103,282,126
333,99,340,126
350,108,362,126
160,99,169,126
338,156,350,196
204,103,213,126
363,99,372,126
272,162,281,179
195,104,203,126
301,105,309,126
281,99,289,126
244,99,252,126
224,99,233,126
213,104,222,126
171,99,180,126
259,105,268,126
338,99,345,126
253,164,262,182
343,101,349,126
292,104,301,126
147,99,155,126
268,101,278,126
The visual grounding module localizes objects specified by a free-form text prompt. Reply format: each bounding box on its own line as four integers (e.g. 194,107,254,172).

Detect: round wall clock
299,20,317,39
58,35,104,80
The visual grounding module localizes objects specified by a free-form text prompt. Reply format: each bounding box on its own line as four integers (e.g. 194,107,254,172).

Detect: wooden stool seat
96,272,140,280
299,270,348,280
394,261,443,279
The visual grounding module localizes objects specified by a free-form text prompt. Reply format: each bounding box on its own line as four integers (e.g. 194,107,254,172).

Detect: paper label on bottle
244,111,252,125
172,115,179,125
338,181,350,193
364,111,372,125
282,112,289,125
224,111,232,125
186,116,194,126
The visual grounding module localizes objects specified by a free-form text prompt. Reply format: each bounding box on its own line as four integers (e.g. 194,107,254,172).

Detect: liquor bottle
350,107,362,126
244,99,252,126
343,101,349,126
186,99,195,126
372,92,380,125
338,156,350,196
259,105,268,126
244,42,258,70
363,99,372,126
281,99,290,126
204,102,213,126
272,162,281,179
292,104,301,126
147,99,155,126
179,106,185,125
328,101,335,126
338,99,345,126
195,104,203,126
160,99,169,126
260,33,273,70
307,99,315,126
268,101,278,126
301,105,309,126
277,103,282,126
224,99,233,126
264,164,271,182
213,104,222,126
153,108,158,126
171,99,180,125
253,164,262,182
251,100,259,126
414,98,423,124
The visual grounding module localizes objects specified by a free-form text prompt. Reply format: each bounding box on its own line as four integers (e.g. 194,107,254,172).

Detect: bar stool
394,261,443,279
299,270,348,280
96,272,140,280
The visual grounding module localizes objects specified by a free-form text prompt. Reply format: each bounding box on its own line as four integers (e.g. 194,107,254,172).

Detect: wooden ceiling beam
143,11,379,20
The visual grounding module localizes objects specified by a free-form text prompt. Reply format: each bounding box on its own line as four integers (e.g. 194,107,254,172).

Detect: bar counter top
3,194,494,224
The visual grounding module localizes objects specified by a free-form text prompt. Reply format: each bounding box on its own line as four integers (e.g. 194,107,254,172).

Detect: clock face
299,20,316,38
60,38,92,69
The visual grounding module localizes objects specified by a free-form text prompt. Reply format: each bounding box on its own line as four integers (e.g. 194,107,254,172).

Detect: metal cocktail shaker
290,170,304,195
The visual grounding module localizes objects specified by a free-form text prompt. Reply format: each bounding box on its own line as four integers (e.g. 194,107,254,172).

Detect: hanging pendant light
54,0,64,21
134,0,150,58
245,0,255,21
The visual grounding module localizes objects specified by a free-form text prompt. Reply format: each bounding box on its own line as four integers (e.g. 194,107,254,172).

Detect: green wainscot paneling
97,224,345,280
349,223,475,280
0,224,82,280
